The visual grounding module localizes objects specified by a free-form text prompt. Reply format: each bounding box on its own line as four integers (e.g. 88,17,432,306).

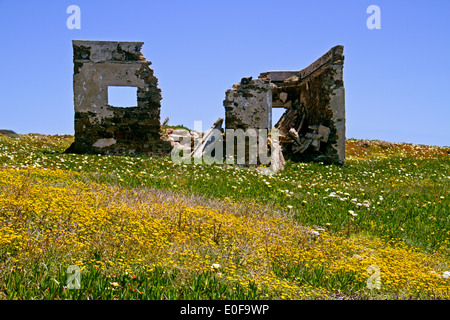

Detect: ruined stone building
65,40,171,156
224,45,345,165
66,40,345,167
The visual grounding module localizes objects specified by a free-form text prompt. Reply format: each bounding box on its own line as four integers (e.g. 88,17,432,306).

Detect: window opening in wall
107,86,137,107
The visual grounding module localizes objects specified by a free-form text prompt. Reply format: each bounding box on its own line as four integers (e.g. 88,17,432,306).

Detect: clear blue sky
0,0,449,146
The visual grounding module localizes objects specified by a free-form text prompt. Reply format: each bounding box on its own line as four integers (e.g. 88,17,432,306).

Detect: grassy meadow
0,133,449,299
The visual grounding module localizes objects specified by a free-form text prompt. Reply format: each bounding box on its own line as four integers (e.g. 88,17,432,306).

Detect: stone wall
224,78,275,131
224,45,345,165
263,45,345,165
223,78,276,165
65,40,171,156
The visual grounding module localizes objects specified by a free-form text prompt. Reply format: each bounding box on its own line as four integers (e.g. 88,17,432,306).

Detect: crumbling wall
66,40,171,156
224,45,345,165
224,78,275,131
294,45,345,164
223,78,276,165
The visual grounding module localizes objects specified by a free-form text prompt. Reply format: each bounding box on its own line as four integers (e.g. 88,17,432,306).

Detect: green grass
2,134,447,254
1,264,266,300
0,134,449,299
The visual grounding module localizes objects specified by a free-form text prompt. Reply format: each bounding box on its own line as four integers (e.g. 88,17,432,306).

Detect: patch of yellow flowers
0,168,448,299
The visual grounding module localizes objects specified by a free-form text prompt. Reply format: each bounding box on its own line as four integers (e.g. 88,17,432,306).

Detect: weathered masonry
224,45,345,165
65,40,171,156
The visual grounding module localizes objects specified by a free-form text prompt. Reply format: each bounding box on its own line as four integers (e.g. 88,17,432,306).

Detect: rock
311,139,320,151
279,92,288,103
318,125,330,142
92,138,117,148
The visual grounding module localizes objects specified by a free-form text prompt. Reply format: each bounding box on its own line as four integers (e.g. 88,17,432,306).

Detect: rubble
318,125,331,143
165,118,225,163
224,45,346,165
191,118,224,159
